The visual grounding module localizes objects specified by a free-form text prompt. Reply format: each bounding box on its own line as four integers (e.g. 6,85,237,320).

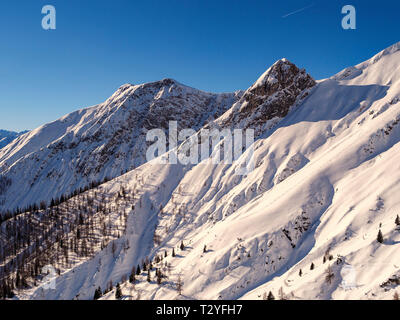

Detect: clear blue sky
0,0,398,131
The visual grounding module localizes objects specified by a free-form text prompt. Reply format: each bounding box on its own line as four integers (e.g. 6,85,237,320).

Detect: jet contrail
282,3,315,18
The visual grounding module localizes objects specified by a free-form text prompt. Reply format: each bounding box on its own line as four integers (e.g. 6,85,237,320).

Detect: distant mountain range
0,130,28,149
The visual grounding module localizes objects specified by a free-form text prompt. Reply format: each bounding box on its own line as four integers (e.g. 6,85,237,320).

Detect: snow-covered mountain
0,80,241,213
2,42,400,300
0,130,28,150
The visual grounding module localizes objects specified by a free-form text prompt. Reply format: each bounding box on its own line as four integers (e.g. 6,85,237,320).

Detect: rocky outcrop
217,59,316,136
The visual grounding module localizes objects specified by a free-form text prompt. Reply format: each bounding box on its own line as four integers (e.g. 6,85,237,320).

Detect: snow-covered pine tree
176,274,183,295
325,266,334,284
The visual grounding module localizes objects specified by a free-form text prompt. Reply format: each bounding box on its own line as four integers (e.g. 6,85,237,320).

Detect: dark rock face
244,60,315,114
220,59,316,136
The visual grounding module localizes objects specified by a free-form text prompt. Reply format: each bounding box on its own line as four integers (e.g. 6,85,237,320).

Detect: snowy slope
0,130,28,150
6,41,400,300
0,80,240,213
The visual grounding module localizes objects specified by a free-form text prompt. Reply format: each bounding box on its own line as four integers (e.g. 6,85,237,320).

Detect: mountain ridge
0,58,314,214
0,80,242,213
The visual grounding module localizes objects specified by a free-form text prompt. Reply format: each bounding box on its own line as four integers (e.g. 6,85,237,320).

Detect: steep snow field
7,42,400,300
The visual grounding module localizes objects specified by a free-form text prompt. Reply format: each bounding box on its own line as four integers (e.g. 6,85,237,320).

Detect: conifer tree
94,287,102,300
267,291,275,300
325,266,334,284
377,229,384,243
129,271,136,284
278,287,286,300
176,274,183,295
310,262,315,270
115,283,122,300
157,270,162,285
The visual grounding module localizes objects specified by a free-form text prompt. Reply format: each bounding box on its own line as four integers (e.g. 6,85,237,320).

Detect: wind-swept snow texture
9,42,400,300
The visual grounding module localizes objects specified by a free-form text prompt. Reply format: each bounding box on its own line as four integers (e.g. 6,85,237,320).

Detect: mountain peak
333,41,400,82
248,58,312,97
159,78,180,86
244,58,315,104
115,79,182,95
216,59,315,137
362,41,400,66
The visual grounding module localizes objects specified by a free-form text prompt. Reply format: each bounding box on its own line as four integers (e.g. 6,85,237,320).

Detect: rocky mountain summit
215,59,316,136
